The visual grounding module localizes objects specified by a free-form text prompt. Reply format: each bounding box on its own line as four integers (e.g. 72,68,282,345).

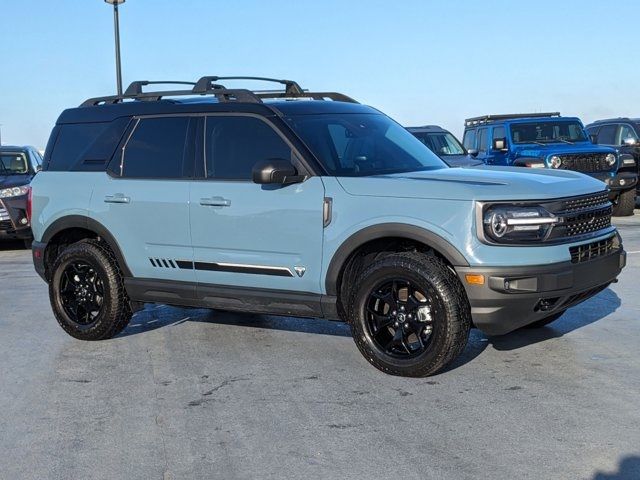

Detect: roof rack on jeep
464,112,561,127
81,76,358,107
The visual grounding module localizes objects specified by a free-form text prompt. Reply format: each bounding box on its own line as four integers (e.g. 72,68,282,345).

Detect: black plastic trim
325,223,469,296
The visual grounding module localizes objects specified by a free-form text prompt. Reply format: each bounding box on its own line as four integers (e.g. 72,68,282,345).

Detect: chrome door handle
104,194,130,204
200,197,231,207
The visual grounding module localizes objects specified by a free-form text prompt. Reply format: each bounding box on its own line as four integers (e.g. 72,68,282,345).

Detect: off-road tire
612,189,636,217
347,251,471,377
50,240,132,340
524,310,565,329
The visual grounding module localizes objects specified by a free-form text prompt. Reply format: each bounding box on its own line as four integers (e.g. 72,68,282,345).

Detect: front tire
50,240,132,340
612,189,636,217
347,252,471,377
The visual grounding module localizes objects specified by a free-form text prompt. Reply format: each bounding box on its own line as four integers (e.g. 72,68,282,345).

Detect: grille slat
545,191,613,241
569,236,618,264
559,153,611,173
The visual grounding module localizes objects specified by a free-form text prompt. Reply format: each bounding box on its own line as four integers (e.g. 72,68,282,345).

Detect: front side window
0,152,28,174
205,116,292,180
462,130,476,150
617,124,639,145
595,125,616,145
123,117,190,178
414,132,465,156
477,128,488,152
285,113,446,176
492,126,506,141
510,121,588,144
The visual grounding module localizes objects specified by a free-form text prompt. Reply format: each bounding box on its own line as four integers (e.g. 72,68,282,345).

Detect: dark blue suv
462,113,637,216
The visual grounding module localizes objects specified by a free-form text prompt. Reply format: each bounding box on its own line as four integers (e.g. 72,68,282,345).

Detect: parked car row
409,113,639,216
28,76,628,377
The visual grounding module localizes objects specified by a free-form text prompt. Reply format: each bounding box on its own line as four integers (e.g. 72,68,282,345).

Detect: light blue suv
30,77,626,377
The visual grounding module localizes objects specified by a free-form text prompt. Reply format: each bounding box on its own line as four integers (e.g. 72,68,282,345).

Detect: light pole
104,0,125,96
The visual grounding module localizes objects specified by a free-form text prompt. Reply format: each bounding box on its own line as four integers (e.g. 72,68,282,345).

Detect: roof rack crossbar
193,76,304,95
464,112,561,126
124,80,197,96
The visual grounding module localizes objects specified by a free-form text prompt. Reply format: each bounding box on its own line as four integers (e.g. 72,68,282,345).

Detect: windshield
0,153,28,174
285,113,447,176
413,132,465,156
510,121,587,144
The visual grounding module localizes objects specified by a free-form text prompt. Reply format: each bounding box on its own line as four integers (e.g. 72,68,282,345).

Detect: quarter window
122,117,191,178
205,116,291,180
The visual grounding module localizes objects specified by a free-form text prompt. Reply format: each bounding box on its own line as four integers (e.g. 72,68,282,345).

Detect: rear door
90,116,196,283
189,114,325,294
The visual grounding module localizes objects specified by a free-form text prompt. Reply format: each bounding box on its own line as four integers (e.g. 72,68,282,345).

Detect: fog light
19,218,28,225
620,179,626,186
465,274,485,285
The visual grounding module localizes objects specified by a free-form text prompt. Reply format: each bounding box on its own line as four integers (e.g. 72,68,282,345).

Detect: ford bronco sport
462,113,637,216
0,145,42,247
31,77,626,377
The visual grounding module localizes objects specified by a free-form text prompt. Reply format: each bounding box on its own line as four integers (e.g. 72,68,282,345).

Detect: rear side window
47,118,130,171
596,124,616,145
205,116,291,180
462,130,476,150
122,117,191,179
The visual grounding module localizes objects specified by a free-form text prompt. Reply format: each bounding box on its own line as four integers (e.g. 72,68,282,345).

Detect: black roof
406,125,449,133
58,75,375,124
0,145,30,152
586,117,640,126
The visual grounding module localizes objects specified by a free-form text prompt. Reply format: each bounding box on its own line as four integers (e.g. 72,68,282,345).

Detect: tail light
26,186,33,223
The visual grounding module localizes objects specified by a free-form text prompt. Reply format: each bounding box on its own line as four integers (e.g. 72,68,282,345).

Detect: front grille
0,208,12,231
0,220,12,231
545,191,613,241
570,235,618,264
559,153,612,173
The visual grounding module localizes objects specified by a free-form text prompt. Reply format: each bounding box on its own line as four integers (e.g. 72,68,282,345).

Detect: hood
337,166,606,201
441,154,485,168
0,174,30,189
513,141,615,159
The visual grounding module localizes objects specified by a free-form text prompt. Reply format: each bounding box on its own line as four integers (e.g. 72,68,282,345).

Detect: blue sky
1,0,638,149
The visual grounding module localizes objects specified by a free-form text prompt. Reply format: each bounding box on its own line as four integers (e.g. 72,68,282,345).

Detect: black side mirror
252,159,304,185
623,137,638,146
492,138,508,151
468,149,479,157
589,134,598,144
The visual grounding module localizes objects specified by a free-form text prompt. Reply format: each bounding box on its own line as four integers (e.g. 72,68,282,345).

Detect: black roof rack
81,76,358,107
464,112,561,127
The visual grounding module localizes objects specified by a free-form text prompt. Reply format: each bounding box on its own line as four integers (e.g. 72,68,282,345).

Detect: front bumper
32,241,47,281
591,171,638,192
456,244,626,335
0,197,32,240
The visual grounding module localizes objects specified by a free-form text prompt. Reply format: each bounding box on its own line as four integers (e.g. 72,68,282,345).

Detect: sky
1,0,639,149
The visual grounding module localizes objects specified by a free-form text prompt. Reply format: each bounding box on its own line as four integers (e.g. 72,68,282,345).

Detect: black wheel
348,251,471,377
524,310,565,329
50,240,132,340
612,189,636,217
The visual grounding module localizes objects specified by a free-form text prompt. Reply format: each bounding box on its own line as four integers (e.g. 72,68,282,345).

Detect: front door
189,115,326,294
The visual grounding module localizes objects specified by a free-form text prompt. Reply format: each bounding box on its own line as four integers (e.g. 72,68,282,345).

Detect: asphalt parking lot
0,217,639,480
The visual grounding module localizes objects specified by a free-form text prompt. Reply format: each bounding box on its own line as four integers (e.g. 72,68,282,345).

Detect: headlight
0,185,30,198
605,153,616,167
482,204,559,244
549,155,562,169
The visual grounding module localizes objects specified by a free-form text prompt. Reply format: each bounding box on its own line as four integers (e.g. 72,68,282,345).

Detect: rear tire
347,251,471,377
612,189,636,217
49,240,132,340
524,311,565,329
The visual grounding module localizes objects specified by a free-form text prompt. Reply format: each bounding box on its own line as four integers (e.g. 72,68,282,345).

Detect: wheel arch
41,215,132,279
325,223,469,296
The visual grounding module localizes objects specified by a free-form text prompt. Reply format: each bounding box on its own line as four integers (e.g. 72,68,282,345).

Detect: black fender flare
324,223,469,296
41,215,132,277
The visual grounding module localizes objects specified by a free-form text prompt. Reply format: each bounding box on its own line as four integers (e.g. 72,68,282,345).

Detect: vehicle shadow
592,455,640,479
119,287,621,371
0,240,28,251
